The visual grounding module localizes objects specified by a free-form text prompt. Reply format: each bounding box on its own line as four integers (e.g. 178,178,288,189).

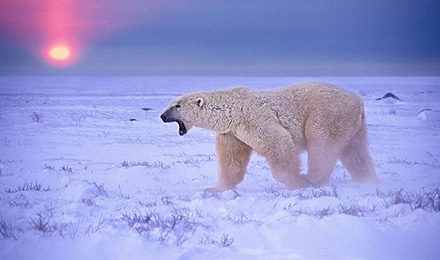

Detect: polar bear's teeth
176,120,187,136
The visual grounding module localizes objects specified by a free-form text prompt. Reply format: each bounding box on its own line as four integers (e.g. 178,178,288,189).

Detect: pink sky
0,0,187,67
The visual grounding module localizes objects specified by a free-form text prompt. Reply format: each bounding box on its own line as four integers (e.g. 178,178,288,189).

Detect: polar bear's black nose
161,111,174,123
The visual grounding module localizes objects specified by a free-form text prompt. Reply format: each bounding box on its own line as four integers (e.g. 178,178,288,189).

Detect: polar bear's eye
175,104,181,108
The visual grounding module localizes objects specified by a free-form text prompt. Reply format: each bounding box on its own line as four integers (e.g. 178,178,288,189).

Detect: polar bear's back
252,82,365,148
257,82,364,118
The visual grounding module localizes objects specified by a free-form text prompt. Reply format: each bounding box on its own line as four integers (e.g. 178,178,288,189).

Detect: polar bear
160,82,378,191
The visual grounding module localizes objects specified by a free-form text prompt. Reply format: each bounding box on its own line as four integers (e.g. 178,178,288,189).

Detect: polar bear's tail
339,110,380,183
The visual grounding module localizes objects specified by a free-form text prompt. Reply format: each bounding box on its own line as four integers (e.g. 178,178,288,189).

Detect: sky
0,0,439,76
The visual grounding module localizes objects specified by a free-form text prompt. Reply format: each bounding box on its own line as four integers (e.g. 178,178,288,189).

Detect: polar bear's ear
196,97,204,108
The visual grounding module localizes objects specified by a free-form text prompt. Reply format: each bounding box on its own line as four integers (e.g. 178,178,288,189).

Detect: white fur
163,82,379,191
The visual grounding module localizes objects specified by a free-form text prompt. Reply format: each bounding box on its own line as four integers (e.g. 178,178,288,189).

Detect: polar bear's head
160,92,208,136
161,88,247,135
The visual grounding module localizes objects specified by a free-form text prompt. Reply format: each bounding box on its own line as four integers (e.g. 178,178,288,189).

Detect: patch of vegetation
378,186,440,212
121,208,205,246
121,160,170,169
5,181,50,193
0,219,21,240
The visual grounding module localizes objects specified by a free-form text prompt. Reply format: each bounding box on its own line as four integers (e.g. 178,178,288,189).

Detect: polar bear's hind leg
339,114,379,183
306,140,341,187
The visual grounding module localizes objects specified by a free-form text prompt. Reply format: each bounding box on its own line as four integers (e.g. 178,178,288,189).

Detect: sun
48,46,71,60
43,43,78,67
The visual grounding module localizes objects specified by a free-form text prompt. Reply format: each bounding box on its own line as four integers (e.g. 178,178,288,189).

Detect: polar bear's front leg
204,133,252,192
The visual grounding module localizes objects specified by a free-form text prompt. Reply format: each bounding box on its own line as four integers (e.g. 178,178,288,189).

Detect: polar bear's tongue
176,120,187,136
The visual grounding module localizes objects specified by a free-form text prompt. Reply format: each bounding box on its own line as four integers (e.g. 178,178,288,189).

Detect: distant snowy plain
0,76,439,260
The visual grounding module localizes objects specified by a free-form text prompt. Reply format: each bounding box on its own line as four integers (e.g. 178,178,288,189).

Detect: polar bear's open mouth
176,120,187,136
160,112,187,136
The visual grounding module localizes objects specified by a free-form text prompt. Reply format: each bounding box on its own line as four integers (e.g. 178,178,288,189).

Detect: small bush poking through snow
379,187,440,212
5,181,50,193
298,187,339,200
337,202,372,217
43,164,75,173
121,208,201,245
29,213,56,234
91,182,108,197
29,213,79,239
121,161,170,169
0,219,20,240
199,233,234,247
219,233,234,247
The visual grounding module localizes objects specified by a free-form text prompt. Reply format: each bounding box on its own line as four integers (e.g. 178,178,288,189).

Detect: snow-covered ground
0,76,439,260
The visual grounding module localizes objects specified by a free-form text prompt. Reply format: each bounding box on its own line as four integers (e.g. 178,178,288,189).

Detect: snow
1,76,439,260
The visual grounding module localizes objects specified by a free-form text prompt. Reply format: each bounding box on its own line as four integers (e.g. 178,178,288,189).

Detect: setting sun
49,46,71,60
